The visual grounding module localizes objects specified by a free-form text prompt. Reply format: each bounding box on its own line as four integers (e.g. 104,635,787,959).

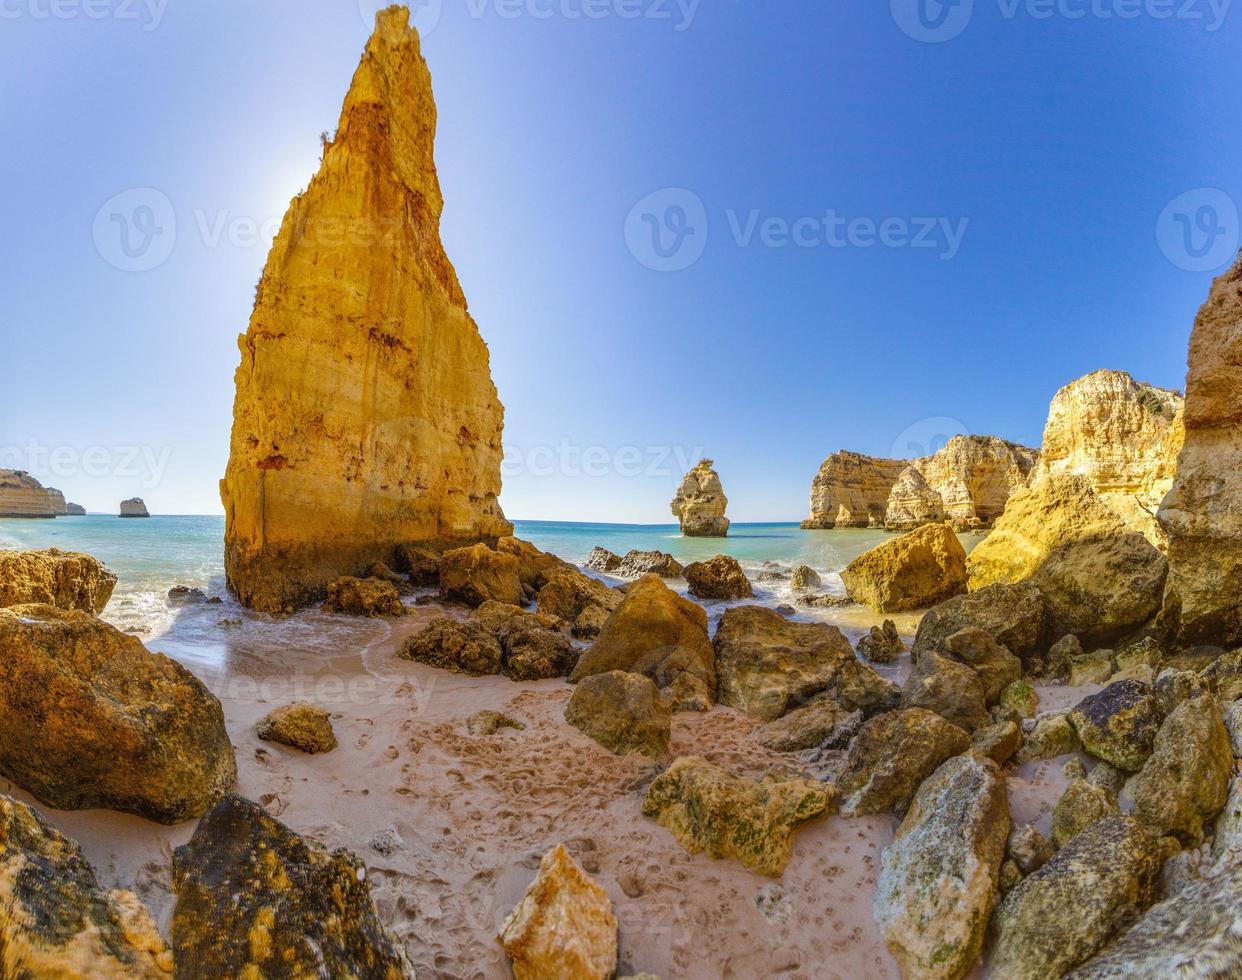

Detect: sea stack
219,7,511,613
671,459,730,536
1158,252,1242,646
119,497,150,518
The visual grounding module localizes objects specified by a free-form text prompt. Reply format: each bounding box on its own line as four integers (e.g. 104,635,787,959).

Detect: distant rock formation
45,488,68,516
671,459,730,537
1159,253,1242,646
801,436,1038,531
65,502,86,516
1035,369,1183,547
119,497,150,518
219,7,511,613
0,470,56,518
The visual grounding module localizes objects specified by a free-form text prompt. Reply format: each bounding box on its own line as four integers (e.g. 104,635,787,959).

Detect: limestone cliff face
1036,369,1183,547
220,7,511,613
671,459,729,537
1158,254,1242,646
802,437,1037,531
0,471,56,518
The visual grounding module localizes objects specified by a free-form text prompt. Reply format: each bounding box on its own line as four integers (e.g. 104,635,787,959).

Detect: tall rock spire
221,5,511,613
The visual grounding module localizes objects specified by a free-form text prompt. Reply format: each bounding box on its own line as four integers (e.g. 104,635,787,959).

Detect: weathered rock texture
0,604,236,823
966,475,1168,645
119,497,150,518
1035,369,1183,547
0,794,172,977
874,754,1009,980
1158,253,1242,646
257,702,338,754
670,458,729,536
0,548,116,614
498,843,618,980
171,794,409,978
840,523,968,612
642,756,832,876
801,436,1037,531
0,470,56,517
564,670,671,757
220,7,511,613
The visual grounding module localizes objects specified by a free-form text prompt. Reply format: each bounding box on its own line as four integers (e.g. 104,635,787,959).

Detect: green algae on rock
642,756,832,876
171,794,410,979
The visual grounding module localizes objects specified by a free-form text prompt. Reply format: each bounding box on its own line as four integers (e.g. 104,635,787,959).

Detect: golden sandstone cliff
801,436,1038,532
1159,253,1242,646
220,7,511,613
1035,369,1183,547
670,459,729,537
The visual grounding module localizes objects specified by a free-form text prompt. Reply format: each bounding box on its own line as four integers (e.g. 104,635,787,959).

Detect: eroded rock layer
801,436,1037,531
220,7,510,613
1158,254,1242,646
0,470,56,518
670,458,729,536
1036,369,1183,546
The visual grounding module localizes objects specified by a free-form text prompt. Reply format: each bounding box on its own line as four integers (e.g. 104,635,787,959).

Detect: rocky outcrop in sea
0,469,57,517
219,6,511,613
670,458,730,536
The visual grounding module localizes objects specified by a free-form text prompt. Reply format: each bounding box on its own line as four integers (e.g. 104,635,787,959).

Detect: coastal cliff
1035,369,1183,546
0,470,56,518
219,7,511,613
1159,253,1242,646
671,459,729,536
801,437,1037,531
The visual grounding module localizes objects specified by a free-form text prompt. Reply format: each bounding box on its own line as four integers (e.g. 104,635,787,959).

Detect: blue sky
2,0,1239,520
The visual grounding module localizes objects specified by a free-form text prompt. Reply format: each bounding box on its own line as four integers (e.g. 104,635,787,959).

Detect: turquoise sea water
0,514,981,648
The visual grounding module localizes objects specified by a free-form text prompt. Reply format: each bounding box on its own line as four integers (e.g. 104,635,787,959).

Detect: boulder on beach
1052,767,1118,849
0,794,172,977
836,708,971,817
901,651,991,733
171,794,410,978
535,566,623,638
989,816,1168,979
398,618,504,676
257,702,338,754
714,605,898,722
966,475,1168,646
840,523,968,613
757,697,861,752
570,574,716,706
684,554,753,600
911,581,1047,667
1131,694,1231,843
119,496,150,517
467,710,525,735
564,670,671,757
584,545,623,573
472,602,577,681
0,547,116,614
0,604,236,824
1067,679,1164,772
856,619,903,664
323,575,405,617
438,543,524,607
498,843,618,980
874,753,1009,980
642,756,834,876
790,564,822,591
1014,711,1081,765
670,458,730,537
